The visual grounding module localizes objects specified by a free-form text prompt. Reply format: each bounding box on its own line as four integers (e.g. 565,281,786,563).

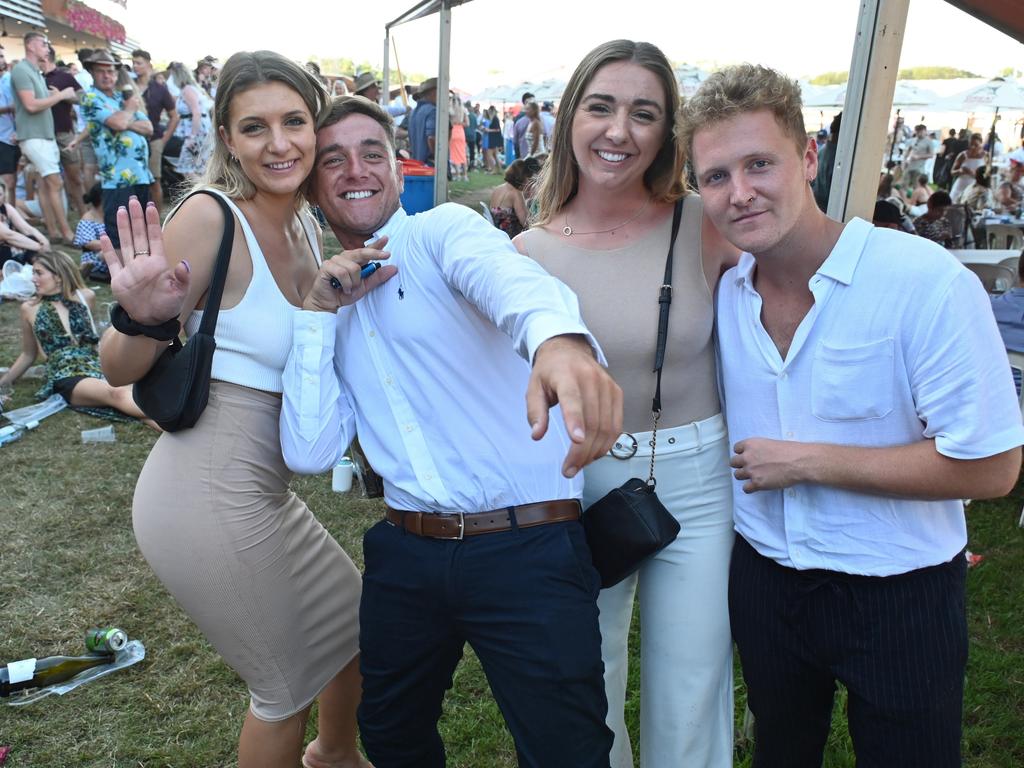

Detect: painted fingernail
118,205,126,213
182,259,190,273
572,427,585,440
565,466,578,477
129,195,138,201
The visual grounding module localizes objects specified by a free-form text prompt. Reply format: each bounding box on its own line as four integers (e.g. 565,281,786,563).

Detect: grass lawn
1,182,1022,765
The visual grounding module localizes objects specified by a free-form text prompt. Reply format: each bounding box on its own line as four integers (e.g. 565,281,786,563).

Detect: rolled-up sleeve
911,269,1024,459
280,310,357,474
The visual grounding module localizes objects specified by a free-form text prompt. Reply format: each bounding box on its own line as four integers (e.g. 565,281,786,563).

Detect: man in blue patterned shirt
79,50,152,255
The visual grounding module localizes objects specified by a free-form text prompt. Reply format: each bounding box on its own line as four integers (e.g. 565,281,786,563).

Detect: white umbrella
801,81,938,108
933,78,1024,172
675,65,711,99
933,77,1024,112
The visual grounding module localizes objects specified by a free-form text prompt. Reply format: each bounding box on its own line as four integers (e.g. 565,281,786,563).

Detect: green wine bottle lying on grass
1,653,114,696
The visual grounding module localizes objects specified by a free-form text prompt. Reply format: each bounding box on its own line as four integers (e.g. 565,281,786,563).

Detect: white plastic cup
332,457,355,493
81,425,116,443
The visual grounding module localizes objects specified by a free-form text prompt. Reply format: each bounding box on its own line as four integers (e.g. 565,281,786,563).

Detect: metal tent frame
383,0,474,207
379,0,1022,218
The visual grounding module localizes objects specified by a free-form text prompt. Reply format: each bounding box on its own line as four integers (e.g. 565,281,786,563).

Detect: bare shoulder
78,287,96,306
19,298,39,322
512,230,530,256
164,192,230,265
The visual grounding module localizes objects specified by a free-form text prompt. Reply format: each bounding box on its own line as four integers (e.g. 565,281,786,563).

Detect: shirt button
405,424,414,432
424,472,433,481
786,431,794,438
304,375,314,383
787,489,796,498
368,330,376,338
385,376,393,385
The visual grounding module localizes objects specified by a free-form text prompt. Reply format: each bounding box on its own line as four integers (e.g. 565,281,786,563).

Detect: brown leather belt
385,499,581,540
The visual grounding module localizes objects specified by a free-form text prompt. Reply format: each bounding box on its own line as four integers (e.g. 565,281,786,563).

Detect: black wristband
109,303,181,341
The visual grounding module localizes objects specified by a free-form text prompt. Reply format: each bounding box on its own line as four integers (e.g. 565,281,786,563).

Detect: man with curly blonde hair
683,63,1024,767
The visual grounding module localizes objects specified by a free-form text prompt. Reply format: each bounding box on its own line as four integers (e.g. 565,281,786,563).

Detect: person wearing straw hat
79,49,153,257
353,71,407,118
408,77,437,164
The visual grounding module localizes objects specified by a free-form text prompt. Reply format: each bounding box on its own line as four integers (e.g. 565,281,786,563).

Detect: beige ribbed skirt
133,381,361,721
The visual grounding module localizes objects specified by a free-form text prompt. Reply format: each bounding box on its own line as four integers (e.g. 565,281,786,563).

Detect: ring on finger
135,250,150,256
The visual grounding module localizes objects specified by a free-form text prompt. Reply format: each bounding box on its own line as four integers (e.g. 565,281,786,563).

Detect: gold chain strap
647,409,660,487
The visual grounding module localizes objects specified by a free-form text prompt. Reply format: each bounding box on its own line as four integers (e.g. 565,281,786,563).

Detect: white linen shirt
717,217,1024,576
280,203,602,513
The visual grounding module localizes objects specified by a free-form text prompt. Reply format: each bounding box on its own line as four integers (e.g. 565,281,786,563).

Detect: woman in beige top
515,40,737,768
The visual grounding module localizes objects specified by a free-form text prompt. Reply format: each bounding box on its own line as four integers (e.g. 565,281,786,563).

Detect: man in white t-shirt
682,64,1024,768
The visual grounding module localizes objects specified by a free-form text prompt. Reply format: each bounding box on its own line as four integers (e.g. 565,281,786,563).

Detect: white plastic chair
964,262,1016,294
479,201,495,226
999,256,1020,276
987,223,1024,251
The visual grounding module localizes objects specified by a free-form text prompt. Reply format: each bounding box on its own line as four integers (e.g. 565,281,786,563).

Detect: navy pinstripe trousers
730,534,967,768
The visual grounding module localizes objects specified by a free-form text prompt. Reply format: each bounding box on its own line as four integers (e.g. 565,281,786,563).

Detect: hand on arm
730,437,1021,500
527,334,623,478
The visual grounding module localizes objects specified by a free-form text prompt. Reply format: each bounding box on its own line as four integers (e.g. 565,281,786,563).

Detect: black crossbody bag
132,191,233,431
583,198,685,589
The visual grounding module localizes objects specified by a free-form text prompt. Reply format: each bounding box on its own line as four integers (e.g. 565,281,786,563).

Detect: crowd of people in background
1,29,1023,768
0,33,221,277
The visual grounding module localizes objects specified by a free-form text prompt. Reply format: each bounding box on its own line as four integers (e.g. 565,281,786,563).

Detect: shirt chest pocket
811,338,895,421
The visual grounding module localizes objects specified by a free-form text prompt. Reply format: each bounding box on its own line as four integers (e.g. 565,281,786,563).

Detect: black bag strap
184,190,235,337
651,197,685,415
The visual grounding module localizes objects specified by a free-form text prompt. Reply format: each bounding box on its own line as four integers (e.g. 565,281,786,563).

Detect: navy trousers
358,517,613,768
730,534,967,768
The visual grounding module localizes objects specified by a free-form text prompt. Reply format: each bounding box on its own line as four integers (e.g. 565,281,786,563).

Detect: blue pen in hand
330,262,381,290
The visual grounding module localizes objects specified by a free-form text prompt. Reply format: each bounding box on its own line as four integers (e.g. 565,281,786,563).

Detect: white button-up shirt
280,204,603,513
717,217,1024,576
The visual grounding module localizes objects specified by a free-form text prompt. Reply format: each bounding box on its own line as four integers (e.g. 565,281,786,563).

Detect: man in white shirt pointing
682,64,1023,768
280,95,621,768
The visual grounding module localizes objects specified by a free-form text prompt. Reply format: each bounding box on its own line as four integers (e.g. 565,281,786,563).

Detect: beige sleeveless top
521,195,719,432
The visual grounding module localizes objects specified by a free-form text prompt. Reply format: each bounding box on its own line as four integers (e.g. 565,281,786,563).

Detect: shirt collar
732,217,873,289
814,217,872,286
364,205,407,247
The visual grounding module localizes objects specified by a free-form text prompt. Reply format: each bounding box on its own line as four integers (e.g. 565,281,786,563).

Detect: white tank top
183,191,321,394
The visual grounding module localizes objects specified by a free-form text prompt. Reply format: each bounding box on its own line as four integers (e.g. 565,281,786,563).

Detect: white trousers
583,413,734,768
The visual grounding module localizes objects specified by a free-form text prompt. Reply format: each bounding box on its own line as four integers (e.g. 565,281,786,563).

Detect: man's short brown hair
132,49,151,62
320,95,397,154
680,64,808,160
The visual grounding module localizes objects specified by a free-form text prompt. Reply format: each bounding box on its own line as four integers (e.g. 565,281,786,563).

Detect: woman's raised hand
100,198,190,325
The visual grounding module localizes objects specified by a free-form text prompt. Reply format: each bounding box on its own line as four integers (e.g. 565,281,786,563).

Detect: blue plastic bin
399,161,436,214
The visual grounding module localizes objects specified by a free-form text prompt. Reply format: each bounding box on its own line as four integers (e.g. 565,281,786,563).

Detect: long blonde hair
533,39,686,226
192,50,328,205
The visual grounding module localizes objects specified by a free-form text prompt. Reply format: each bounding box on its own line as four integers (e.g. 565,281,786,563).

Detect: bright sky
126,0,1022,92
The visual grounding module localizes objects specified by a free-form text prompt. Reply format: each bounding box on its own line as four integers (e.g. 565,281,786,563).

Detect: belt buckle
438,511,465,540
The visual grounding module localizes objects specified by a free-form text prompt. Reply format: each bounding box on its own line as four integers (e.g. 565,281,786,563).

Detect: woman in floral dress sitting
0,250,154,424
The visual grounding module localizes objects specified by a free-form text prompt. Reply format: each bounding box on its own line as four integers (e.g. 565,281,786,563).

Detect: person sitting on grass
0,250,154,425
74,182,108,280
0,178,51,264
488,157,541,239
